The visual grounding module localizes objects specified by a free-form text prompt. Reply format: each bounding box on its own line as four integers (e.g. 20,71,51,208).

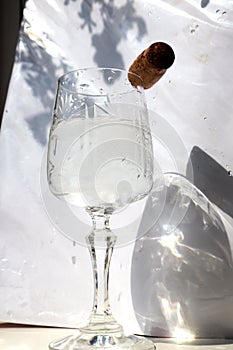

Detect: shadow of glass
131,173,233,338
187,146,233,219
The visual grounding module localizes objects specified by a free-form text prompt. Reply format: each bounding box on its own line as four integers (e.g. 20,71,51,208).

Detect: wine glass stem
86,212,119,328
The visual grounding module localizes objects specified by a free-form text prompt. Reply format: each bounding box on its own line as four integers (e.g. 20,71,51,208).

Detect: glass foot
49,328,155,350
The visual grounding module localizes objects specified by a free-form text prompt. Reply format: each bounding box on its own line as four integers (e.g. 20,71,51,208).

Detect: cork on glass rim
128,42,175,89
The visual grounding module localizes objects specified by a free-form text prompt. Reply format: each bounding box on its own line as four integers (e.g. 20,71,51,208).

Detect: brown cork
128,42,175,89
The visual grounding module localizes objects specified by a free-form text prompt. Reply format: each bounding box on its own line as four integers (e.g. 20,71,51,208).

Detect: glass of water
47,68,154,350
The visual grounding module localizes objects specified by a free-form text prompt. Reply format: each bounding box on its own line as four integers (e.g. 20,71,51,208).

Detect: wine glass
47,68,155,350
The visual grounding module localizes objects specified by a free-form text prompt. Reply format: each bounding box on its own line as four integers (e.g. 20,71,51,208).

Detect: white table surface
1,324,233,350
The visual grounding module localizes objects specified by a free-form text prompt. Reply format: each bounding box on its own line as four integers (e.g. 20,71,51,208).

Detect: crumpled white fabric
0,0,233,338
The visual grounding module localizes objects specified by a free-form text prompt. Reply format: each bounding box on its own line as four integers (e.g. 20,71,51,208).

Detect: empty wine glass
47,68,155,350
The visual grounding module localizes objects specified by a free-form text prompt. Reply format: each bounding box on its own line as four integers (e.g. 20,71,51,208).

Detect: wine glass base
49,331,155,350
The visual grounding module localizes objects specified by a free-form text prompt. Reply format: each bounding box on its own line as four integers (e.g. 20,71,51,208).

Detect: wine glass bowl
47,68,155,350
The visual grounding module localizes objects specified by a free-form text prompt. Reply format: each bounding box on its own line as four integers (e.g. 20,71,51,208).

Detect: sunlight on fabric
46,0,62,12
171,327,195,341
159,297,195,340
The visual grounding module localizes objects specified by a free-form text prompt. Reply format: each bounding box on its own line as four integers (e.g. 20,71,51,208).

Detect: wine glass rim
57,67,144,96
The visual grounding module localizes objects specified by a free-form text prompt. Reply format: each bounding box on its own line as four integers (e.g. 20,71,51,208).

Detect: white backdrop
0,0,233,339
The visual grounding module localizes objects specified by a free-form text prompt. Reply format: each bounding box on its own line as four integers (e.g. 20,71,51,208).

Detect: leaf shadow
77,0,147,69
18,19,70,146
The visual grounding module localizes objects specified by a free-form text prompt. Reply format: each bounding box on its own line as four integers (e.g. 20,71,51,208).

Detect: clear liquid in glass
48,108,153,210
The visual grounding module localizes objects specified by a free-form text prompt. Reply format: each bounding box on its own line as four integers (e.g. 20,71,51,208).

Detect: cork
128,42,175,89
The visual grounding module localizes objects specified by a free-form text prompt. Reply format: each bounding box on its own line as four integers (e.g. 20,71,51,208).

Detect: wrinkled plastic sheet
0,0,233,339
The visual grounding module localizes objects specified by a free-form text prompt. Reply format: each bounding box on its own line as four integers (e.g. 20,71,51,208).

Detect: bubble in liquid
228,170,232,177
216,10,227,21
190,23,199,35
